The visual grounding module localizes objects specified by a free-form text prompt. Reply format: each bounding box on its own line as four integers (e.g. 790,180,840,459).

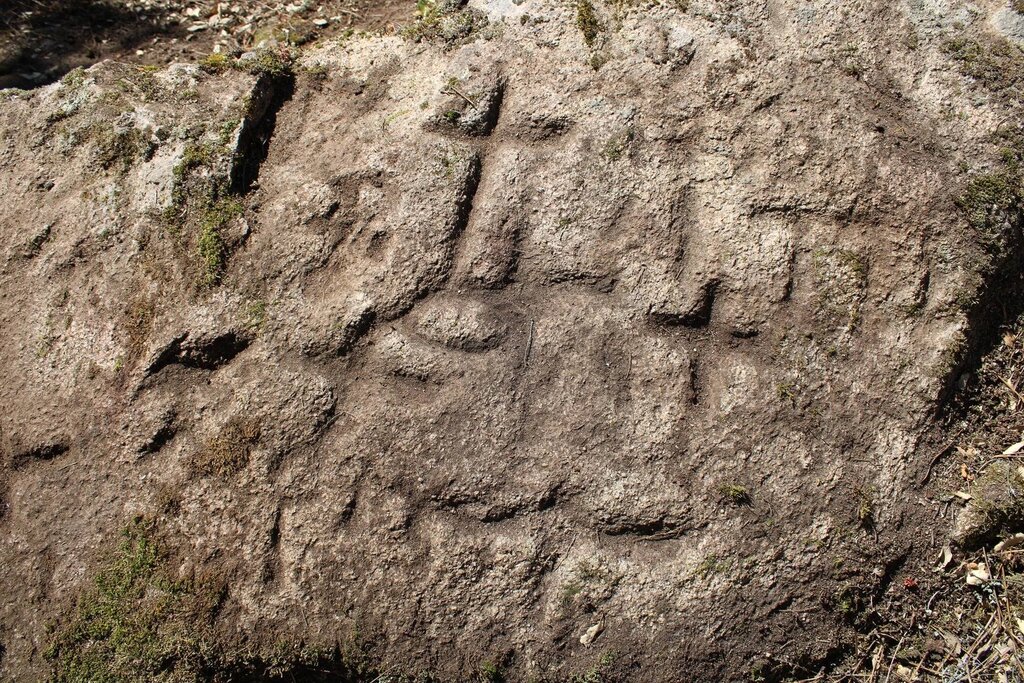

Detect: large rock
0,1,1021,680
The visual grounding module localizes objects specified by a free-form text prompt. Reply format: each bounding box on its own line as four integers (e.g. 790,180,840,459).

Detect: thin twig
919,442,955,486
883,636,905,683
442,83,478,110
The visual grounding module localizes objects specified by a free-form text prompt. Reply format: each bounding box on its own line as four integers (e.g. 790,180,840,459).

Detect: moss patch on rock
401,0,489,44
954,462,1024,549
199,48,295,79
576,0,604,47
44,518,218,682
45,518,376,682
945,36,1024,106
163,142,245,289
190,415,261,478
956,133,1024,252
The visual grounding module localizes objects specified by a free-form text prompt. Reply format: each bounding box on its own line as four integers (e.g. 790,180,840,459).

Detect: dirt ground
0,0,413,89
2,1,1024,682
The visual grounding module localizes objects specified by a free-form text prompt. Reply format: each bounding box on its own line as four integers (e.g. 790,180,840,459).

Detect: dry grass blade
999,375,1024,411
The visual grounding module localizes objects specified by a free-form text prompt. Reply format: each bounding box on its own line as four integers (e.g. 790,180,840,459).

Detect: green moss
237,48,295,78
958,462,1024,548
837,43,866,78
811,247,868,332
856,488,874,529
958,160,1021,220
959,172,1017,227
945,37,1024,105
36,333,57,359
117,65,162,101
440,12,479,41
45,518,213,682
570,651,616,683
479,661,503,683
123,296,156,361
417,0,439,20
402,0,488,44
718,483,751,505
832,585,861,617
403,0,442,39
23,223,52,257
560,580,584,605
165,142,246,288
171,143,216,203
199,53,231,74
198,49,294,79
382,109,411,133
0,88,27,101
196,222,225,287
46,519,371,682
196,198,241,287
576,0,604,47
559,561,616,609
243,299,267,332
956,132,1024,250
693,554,732,580
435,145,473,179
589,52,610,70
836,249,868,286
218,118,241,147
601,127,635,161
60,67,87,89
94,126,151,173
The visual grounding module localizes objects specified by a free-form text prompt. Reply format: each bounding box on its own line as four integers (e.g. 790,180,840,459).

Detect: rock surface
0,0,1022,680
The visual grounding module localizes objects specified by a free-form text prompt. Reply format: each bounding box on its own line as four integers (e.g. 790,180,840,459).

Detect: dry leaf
953,491,973,502
936,626,960,652
994,533,1024,553
966,562,991,586
1004,440,1024,455
579,622,603,646
934,545,953,572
